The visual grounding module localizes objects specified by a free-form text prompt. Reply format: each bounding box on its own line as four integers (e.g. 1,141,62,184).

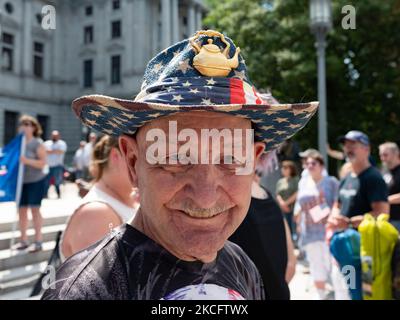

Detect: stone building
0,0,206,162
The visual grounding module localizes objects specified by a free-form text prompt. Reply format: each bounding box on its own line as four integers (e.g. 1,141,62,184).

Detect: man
42,30,317,300
82,132,97,180
44,130,67,198
379,142,400,231
328,131,389,230
73,140,86,180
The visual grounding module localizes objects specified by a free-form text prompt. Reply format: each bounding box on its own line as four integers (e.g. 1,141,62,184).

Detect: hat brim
72,95,318,151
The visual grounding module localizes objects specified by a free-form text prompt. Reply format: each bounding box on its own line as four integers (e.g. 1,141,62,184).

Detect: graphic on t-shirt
41,224,265,300
161,283,245,300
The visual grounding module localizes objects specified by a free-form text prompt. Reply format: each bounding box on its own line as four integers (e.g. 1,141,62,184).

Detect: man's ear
254,142,266,162
119,135,139,187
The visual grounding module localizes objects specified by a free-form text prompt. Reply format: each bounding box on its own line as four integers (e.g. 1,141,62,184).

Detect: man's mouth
346,151,355,158
176,207,232,219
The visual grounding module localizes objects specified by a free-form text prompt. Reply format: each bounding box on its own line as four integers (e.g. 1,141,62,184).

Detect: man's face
379,148,398,169
89,133,97,143
120,112,265,263
343,139,369,163
52,131,60,141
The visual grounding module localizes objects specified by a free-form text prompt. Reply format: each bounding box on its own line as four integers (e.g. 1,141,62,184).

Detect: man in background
44,130,67,198
379,142,400,231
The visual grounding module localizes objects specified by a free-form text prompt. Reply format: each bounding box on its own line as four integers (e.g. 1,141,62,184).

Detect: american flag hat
72,30,318,150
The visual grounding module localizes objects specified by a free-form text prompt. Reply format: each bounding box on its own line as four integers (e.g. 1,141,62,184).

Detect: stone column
132,0,149,74
21,0,32,78
187,2,196,37
161,0,171,48
195,6,203,31
96,0,108,91
151,0,159,54
171,0,179,43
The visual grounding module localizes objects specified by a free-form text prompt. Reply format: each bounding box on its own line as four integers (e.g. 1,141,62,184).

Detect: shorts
19,177,46,208
303,241,331,282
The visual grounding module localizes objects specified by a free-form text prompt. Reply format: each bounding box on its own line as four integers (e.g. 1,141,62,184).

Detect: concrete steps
0,216,68,299
0,287,33,300
0,240,56,271
0,224,65,250
0,216,68,233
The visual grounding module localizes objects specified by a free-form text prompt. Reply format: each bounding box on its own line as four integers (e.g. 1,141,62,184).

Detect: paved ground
1,182,318,300
0,183,80,225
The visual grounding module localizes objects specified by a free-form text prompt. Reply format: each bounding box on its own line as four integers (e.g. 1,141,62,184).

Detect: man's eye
167,154,188,163
168,154,180,162
221,155,245,168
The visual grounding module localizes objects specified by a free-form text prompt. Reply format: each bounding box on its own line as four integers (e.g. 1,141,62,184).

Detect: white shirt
82,142,94,167
73,148,85,170
44,139,67,167
59,185,138,262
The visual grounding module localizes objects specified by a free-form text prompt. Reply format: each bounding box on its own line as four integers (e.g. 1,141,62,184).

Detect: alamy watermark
342,5,356,30
41,5,56,30
0,5,56,34
145,121,255,175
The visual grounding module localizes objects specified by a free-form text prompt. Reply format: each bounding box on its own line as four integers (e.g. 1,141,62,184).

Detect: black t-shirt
229,190,290,300
388,165,400,220
41,224,265,300
339,166,388,218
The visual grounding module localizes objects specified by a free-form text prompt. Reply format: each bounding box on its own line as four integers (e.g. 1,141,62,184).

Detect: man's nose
186,165,222,209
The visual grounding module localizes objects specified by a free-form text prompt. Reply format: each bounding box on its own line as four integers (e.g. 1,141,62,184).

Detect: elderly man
379,142,400,231
42,30,317,300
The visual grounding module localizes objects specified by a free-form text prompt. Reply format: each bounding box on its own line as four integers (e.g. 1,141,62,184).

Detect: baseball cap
338,130,370,146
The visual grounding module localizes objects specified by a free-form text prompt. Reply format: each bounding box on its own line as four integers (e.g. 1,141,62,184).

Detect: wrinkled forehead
137,111,251,137
134,111,254,154
379,147,395,155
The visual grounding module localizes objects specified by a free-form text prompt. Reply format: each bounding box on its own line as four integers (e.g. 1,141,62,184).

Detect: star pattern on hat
233,70,246,81
173,50,181,58
201,98,213,105
178,59,193,74
152,62,164,73
75,33,318,152
206,78,216,85
172,95,184,102
89,110,102,117
275,117,289,123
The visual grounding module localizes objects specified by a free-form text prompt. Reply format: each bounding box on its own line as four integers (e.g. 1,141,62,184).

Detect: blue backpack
330,229,363,300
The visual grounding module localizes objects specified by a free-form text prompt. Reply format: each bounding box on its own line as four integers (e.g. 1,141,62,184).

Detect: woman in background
230,160,297,300
60,135,139,261
14,115,47,252
297,153,339,300
276,160,299,240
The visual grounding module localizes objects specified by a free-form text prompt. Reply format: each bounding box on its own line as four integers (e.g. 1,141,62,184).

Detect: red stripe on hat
253,87,262,105
230,78,246,104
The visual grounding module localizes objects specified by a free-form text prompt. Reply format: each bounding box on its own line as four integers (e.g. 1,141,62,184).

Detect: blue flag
0,134,24,203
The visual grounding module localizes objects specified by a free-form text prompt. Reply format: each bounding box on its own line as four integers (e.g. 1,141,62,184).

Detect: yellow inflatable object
359,214,399,300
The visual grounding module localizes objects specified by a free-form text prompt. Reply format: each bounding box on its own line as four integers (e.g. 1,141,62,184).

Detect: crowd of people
274,131,400,299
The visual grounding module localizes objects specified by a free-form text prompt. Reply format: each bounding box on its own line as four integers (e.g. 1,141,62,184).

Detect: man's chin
176,232,226,262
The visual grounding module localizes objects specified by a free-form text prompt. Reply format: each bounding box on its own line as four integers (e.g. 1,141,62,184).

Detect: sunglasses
305,161,318,167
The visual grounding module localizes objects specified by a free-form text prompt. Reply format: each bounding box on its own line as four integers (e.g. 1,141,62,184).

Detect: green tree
204,0,400,169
